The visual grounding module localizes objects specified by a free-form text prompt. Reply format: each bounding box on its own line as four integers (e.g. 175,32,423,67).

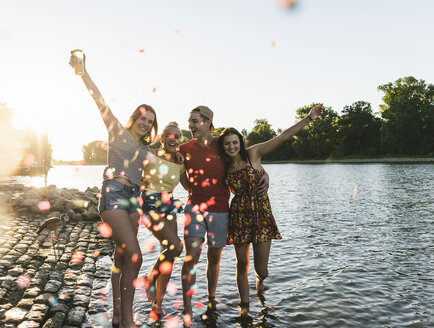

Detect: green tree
378,76,434,155
246,119,277,146
82,140,108,164
293,103,339,159
336,101,382,156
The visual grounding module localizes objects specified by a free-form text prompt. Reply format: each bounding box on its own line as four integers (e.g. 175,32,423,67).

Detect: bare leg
146,214,183,315
234,244,250,302
252,241,271,291
181,237,203,322
112,214,139,326
102,210,142,328
206,246,223,310
111,247,123,326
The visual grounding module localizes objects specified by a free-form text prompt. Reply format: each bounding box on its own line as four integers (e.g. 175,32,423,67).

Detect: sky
1,0,433,160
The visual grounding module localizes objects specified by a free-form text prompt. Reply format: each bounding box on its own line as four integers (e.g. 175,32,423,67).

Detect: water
9,164,434,327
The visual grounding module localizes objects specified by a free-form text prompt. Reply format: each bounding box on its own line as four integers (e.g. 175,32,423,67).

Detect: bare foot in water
152,303,166,317
144,274,156,303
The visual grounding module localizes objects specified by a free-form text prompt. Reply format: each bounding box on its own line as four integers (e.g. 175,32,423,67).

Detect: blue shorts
98,179,141,215
183,204,229,248
141,191,182,217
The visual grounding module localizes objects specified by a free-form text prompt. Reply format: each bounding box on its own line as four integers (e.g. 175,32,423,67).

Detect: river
9,163,434,327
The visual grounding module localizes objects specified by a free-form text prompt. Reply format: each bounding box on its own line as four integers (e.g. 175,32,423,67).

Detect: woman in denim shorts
70,52,158,328
140,122,185,317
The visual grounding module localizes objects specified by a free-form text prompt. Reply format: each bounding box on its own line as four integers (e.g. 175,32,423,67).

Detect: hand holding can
71,49,84,76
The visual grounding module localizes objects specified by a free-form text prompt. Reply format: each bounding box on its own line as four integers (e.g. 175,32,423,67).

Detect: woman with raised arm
70,52,158,328
140,122,184,318
217,104,323,316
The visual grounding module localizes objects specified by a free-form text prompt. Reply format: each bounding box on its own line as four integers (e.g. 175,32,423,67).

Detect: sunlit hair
161,121,181,141
217,127,249,166
125,104,158,145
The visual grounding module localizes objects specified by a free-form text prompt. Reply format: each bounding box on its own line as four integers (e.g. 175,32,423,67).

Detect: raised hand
308,103,324,121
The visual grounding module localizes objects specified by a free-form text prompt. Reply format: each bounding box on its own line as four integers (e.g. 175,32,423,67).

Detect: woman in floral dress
217,104,323,315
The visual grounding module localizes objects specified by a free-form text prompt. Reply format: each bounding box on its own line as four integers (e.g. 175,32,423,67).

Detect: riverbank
263,157,434,164
0,184,114,328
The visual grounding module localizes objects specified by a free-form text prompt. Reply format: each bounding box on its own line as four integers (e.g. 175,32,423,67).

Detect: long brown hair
218,127,249,166
125,104,158,145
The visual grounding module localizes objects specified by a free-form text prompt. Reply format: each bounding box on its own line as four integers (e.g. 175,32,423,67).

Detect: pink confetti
37,201,51,211
166,281,177,296
152,87,157,93
165,316,180,328
17,274,31,288
139,49,145,53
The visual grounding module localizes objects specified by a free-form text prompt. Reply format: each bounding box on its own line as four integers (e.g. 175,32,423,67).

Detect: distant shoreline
262,157,434,164
52,157,434,166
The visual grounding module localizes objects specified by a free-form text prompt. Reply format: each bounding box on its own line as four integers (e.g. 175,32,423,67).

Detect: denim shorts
183,203,229,248
141,191,182,217
98,179,142,215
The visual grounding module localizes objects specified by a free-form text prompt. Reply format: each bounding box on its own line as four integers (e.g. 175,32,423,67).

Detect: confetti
159,261,173,274
16,274,31,289
37,201,51,211
97,222,112,238
167,281,177,296
71,250,84,264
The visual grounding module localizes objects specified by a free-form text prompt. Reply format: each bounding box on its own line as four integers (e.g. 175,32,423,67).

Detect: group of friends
70,52,323,328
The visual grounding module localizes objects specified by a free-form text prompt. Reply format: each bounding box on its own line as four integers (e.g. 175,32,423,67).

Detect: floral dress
226,165,282,246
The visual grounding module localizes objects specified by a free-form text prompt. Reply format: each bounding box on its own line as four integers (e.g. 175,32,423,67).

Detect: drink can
72,49,84,76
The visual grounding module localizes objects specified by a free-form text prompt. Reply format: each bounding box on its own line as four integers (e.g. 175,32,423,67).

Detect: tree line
82,76,433,164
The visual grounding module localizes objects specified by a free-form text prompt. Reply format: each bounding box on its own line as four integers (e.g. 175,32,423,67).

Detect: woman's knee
172,239,183,258
236,260,249,274
124,248,143,271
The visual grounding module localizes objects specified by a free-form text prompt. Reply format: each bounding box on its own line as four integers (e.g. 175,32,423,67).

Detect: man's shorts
183,203,229,248
98,179,141,215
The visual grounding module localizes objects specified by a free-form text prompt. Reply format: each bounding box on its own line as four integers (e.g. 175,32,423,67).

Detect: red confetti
194,302,204,309
207,197,216,206
71,250,84,264
199,202,208,211
152,87,157,92
161,192,171,204
97,222,112,238
139,49,145,53
132,253,139,263
186,289,195,296
136,196,144,206
150,310,158,321
159,261,173,275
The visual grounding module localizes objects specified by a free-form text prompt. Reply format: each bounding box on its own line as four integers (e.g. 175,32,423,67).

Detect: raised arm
69,52,117,129
250,104,323,160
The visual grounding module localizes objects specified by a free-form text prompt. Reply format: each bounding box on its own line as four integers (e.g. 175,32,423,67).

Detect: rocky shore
0,184,115,328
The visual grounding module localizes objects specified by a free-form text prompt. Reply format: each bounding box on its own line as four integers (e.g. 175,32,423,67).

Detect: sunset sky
1,0,433,160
